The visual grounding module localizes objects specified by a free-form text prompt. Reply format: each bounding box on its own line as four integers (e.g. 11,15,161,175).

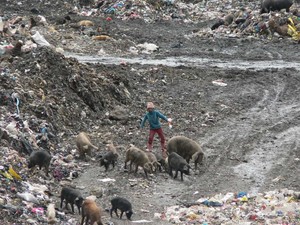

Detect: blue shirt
140,110,168,130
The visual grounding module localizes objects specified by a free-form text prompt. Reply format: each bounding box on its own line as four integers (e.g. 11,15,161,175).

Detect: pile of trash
0,44,134,224
0,73,89,224
0,128,83,224
1,0,300,48
157,189,300,224
74,0,300,40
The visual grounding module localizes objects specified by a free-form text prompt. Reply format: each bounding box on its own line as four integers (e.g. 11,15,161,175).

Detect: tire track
201,73,300,193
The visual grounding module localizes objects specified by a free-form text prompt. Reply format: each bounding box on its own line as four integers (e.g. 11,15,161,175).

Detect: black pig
168,152,191,181
110,197,133,220
261,0,293,13
28,150,52,176
60,187,83,214
100,151,118,171
167,136,205,170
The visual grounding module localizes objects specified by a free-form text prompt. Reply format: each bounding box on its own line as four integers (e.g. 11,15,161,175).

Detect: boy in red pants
140,102,172,158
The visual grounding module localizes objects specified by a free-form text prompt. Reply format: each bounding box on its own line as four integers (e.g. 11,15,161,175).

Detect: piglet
100,151,118,171
168,152,191,181
110,197,133,220
60,187,83,214
28,150,52,176
47,203,56,224
76,132,98,159
81,199,103,225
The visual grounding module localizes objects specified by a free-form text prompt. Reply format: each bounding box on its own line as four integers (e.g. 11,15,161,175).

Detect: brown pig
124,144,152,178
154,152,168,172
76,132,98,159
167,136,205,170
81,199,103,225
145,151,161,173
106,142,118,154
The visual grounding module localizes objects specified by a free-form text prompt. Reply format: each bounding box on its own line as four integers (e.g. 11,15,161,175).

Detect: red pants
147,128,166,151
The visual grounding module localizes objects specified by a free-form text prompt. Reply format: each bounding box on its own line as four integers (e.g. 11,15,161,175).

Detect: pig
261,0,293,13
99,142,119,171
28,150,52,176
47,203,56,224
99,151,118,171
154,152,168,172
60,187,84,214
168,152,191,181
167,136,205,170
124,144,152,178
110,197,133,220
145,151,161,173
106,142,118,154
81,199,103,225
76,132,98,159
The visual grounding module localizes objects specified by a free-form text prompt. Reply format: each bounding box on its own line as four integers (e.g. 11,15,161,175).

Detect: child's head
147,102,155,111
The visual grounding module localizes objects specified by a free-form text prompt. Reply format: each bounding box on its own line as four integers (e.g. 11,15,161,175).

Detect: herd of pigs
27,131,205,224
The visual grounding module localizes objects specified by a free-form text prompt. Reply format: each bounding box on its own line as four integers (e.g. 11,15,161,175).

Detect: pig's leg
180,171,184,181
169,167,173,177
114,208,119,217
174,170,178,179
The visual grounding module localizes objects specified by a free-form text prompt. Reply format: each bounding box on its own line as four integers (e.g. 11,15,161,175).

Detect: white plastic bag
31,31,51,47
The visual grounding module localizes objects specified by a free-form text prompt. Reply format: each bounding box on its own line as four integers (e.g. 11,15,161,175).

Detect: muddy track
196,68,300,194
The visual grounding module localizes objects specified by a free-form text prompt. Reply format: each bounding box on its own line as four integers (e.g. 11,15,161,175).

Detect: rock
108,105,130,121
90,187,103,198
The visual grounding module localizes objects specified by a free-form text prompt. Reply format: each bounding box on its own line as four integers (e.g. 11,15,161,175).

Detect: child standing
140,102,172,158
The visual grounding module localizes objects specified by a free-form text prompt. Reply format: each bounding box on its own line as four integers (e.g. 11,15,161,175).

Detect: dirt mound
1,46,135,134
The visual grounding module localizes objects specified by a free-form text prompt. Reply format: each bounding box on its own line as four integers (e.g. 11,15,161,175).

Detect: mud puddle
65,53,300,71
